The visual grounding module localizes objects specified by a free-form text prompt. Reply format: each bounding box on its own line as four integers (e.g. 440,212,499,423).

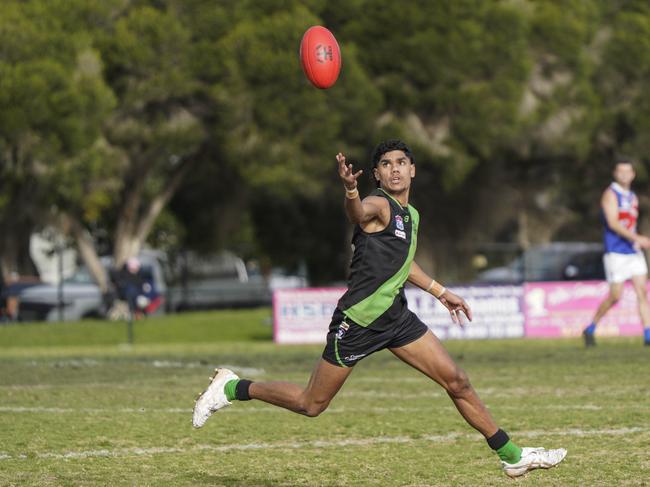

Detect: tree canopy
2,0,650,284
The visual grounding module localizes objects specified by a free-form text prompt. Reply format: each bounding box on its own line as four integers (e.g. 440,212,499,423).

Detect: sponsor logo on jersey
395,229,406,239
336,321,350,340
395,215,404,230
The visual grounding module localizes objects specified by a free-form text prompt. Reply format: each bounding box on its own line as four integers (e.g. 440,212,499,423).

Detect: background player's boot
193,368,239,428
582,324,596,347
502,447,567,478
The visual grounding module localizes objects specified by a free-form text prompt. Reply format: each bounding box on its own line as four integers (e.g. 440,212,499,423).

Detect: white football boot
192,368,239,428
502,447,567,478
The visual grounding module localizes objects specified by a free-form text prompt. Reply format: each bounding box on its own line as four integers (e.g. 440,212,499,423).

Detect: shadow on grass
185,473,295,486
250,333,274,341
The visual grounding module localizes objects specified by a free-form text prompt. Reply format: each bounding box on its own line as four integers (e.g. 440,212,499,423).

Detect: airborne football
299,25,341,89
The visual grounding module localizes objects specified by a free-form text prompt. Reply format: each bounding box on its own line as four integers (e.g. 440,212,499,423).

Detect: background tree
5,0,650,288
171,1,381,283
0,0,115,282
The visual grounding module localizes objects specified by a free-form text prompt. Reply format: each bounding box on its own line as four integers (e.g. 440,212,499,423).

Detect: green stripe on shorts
334,334,348,368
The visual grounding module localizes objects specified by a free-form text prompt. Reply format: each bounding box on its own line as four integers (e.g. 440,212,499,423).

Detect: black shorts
322,308,429,368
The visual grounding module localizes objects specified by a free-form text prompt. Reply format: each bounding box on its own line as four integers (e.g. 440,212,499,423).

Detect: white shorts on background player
603,252,648,283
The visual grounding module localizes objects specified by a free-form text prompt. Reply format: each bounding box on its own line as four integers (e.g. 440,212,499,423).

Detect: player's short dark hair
371,139,415,168
614,157,635,170
371,140,415,187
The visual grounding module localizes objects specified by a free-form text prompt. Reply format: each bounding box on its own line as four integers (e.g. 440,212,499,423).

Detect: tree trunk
0,166,43,280
516,200,576,247
0,234,33,281
113,169,147,268
0,218,38,281
113,159,193,268
59,213,109,293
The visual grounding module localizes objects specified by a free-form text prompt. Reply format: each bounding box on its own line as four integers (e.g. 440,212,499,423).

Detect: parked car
166,251,273,311
19,248,307,320
475,242,606,284
18,250,167,322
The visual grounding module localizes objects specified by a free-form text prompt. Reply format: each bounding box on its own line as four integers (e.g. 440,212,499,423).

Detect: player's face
613,163,635,187
373,150,415,193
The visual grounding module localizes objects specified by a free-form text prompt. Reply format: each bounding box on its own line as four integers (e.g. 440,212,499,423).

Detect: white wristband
426,279,446,298
345,187,359,199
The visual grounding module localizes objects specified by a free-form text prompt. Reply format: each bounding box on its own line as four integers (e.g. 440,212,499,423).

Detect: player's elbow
298,398,330,417
303,407,325,418
347,215,362,225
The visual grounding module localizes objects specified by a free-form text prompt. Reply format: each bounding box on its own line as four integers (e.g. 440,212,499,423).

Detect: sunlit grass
1,310,648,486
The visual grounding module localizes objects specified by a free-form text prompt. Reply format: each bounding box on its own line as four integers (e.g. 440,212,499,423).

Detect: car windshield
64,267,96,284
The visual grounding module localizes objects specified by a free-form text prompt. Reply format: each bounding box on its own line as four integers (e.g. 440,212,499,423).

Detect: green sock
497,440,522,464
224,379,239,401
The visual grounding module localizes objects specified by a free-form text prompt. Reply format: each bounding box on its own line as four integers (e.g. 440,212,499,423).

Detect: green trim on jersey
378,188,404,208
343,201,420,327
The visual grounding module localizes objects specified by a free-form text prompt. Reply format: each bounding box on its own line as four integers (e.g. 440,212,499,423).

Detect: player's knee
445,368,472,397
635,289,649,303
609,285,626,302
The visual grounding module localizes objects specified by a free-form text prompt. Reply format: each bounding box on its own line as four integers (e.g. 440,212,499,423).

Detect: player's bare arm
337,152,389,231
602,189,650,248
408,260,472,324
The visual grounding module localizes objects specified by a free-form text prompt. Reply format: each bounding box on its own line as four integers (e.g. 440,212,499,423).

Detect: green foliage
101,5,196,105
337,0,531,190
6,0,650,281
591,4,650,191
0,0,115,258
208,5,379,196
52,139,125,222
529,0,602,71
605,12,650,82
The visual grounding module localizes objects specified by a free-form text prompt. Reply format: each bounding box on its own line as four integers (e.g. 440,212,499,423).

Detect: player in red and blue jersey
583,160,650,346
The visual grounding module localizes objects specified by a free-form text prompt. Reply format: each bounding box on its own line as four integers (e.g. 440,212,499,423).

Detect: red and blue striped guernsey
603,182,639,254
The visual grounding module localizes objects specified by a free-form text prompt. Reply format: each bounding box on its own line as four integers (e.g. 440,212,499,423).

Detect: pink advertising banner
273,288,345,344
273,286,525,344
524,281,646,338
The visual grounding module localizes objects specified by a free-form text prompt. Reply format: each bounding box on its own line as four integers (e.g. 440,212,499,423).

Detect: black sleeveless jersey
337,188,420,330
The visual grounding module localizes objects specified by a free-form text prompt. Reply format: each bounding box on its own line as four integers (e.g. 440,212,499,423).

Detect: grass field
1,309,649,486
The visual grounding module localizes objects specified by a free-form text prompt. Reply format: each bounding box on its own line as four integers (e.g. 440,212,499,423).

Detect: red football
299,26,342,89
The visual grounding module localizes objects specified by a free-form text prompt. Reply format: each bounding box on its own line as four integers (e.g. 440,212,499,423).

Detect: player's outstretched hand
337,152,363,190
438,290,472,326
